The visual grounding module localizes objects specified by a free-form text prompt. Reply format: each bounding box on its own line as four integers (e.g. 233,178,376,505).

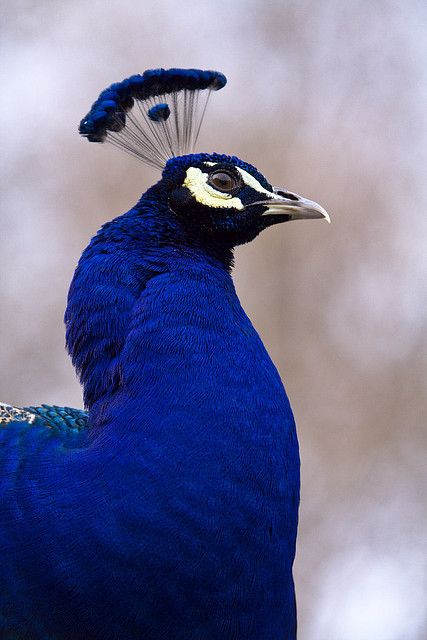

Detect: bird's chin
260,213,292,227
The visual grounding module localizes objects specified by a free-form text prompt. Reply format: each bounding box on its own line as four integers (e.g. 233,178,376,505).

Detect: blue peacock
0,68,329,640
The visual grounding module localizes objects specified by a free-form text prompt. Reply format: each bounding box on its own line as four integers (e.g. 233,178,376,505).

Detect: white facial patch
183,167,244,210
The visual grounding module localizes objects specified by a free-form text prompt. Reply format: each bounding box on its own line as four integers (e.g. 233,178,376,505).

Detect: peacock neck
65,194,237,417
85,255,286,449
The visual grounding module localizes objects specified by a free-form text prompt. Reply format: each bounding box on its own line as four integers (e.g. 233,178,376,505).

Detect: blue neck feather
65,182,233,412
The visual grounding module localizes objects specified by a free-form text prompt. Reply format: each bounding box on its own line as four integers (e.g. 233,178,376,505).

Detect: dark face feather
163,154,274,247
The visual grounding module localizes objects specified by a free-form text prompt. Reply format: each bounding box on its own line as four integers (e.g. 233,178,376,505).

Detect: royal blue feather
147,103,171,122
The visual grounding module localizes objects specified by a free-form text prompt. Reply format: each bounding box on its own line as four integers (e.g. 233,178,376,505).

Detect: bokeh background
1,1,426,637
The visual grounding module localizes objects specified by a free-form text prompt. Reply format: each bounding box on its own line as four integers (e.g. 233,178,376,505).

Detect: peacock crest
79,68,227,169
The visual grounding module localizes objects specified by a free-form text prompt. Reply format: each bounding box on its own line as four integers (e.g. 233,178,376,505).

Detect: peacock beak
259,188,331,223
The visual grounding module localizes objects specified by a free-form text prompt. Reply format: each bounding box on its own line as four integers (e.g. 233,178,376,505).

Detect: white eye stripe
236,168,277,198
204,162,277,199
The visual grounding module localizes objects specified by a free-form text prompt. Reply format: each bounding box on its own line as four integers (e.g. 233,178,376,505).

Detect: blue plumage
1,69,329,639
147,103,171,122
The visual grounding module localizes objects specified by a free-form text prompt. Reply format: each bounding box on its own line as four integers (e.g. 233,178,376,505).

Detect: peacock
0,68,329,640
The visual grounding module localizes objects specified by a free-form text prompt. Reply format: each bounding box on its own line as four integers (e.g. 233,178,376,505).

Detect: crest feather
79,68,227,169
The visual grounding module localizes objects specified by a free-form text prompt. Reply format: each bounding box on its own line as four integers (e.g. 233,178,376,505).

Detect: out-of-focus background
2,1,426,637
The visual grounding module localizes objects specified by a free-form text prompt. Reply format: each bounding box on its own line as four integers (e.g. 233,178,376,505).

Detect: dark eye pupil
209,171,236,192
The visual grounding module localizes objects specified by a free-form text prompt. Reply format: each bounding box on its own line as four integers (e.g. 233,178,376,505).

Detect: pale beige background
1,1,426,638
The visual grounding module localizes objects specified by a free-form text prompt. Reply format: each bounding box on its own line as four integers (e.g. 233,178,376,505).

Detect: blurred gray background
1,1,426,638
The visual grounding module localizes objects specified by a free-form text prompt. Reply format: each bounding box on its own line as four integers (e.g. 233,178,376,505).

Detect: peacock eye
208,169,240,193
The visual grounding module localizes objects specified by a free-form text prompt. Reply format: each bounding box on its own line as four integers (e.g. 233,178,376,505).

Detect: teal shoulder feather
0,402,88,433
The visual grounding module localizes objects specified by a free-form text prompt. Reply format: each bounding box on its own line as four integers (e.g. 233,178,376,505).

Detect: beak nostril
275,190,299,201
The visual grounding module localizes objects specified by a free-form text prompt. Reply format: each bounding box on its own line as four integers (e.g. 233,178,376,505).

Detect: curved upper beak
256,188,331,223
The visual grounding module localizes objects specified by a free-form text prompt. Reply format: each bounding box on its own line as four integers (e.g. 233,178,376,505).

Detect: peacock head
159,152,329,247
79,68,329,249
